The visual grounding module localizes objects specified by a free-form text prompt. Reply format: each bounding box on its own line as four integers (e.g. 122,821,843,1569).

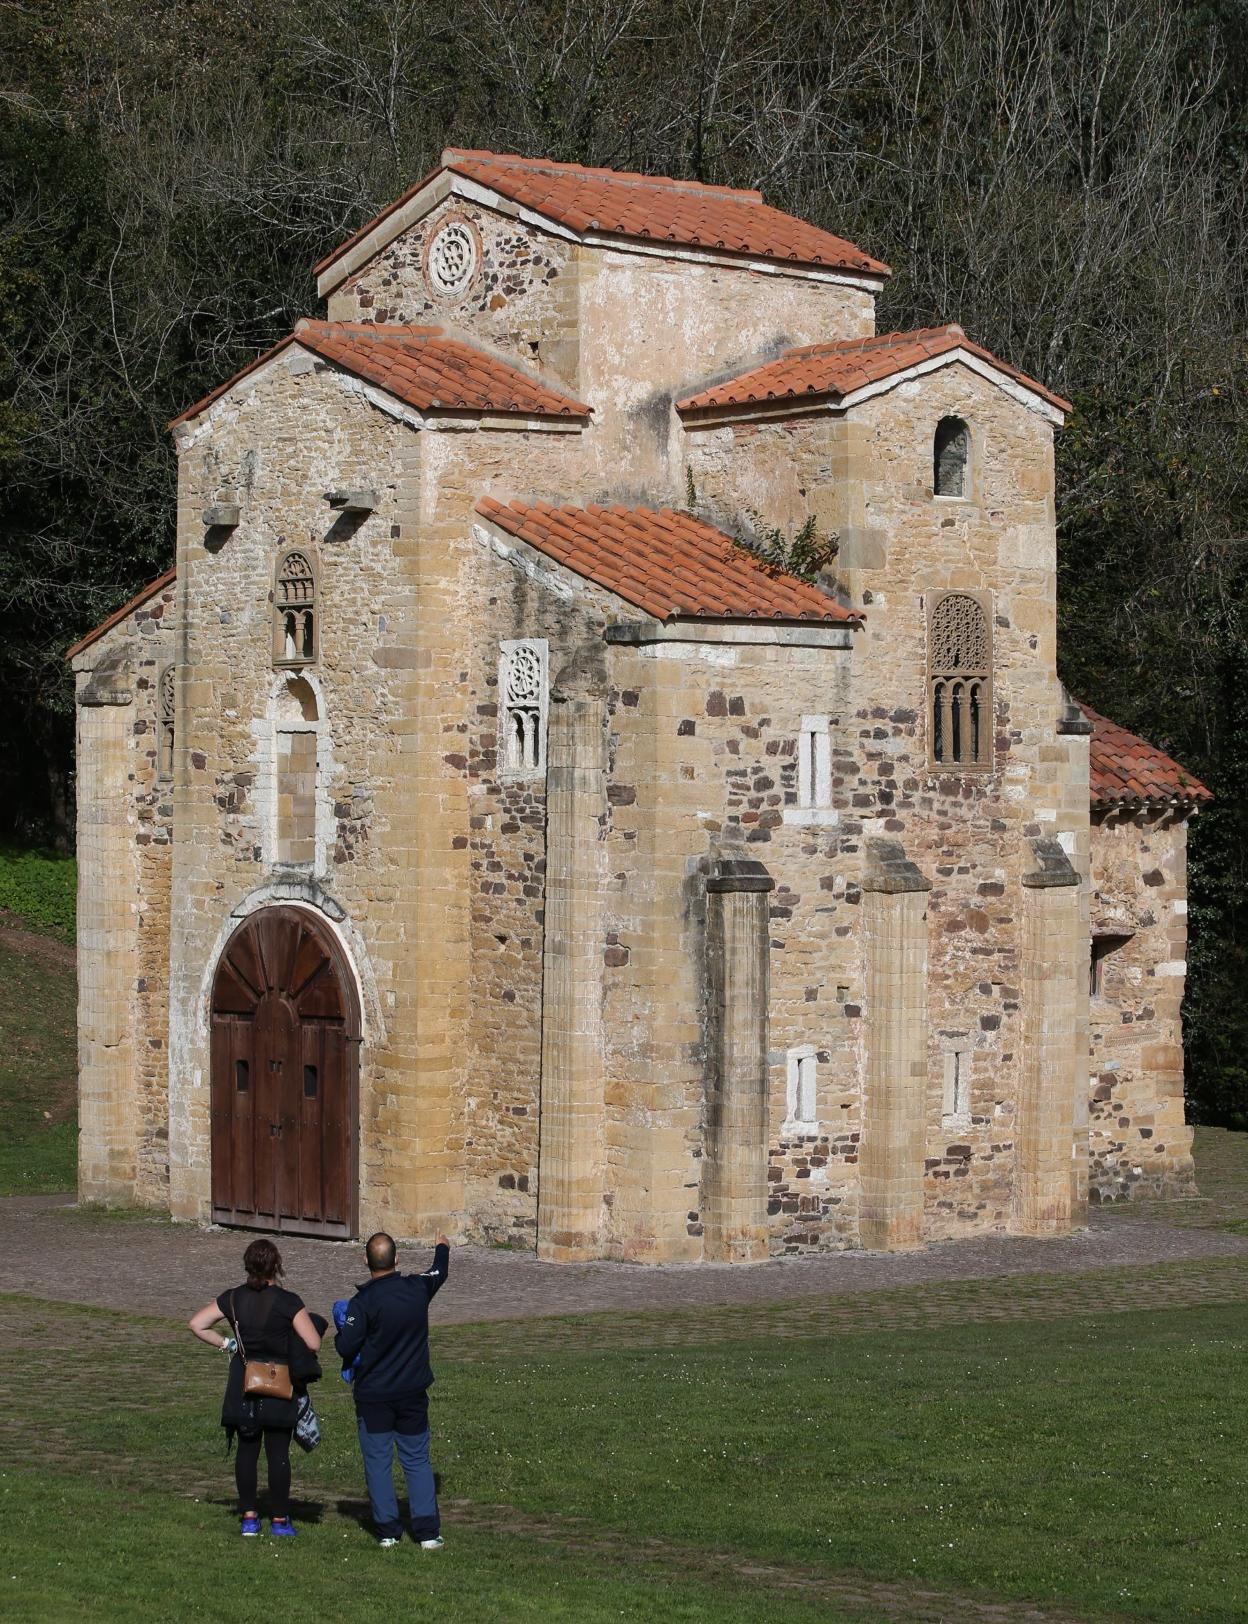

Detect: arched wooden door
210,907,360,1238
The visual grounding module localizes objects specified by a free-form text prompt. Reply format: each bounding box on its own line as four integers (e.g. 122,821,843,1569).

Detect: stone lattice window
934,416,970,498
274,550,316,667
929,591,992,768
499,639,548,776
157,664,175,782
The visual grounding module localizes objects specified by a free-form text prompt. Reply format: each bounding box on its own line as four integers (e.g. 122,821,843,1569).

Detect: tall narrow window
798,715,831,809
499,639,549,777
943,1049,970,1125
157,664,175,782
929,592,992,768
274,549,316,667
785,1046,819,1131
934,417,970,498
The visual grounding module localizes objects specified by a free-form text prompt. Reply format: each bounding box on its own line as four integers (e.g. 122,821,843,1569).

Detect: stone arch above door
210,905,360,1238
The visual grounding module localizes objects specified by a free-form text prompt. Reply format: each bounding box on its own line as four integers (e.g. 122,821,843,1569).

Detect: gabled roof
677,324,1071,422
315,148,890,294
66,565,176,661
1082,702,1212,811
476,498,856,625
169,320,590,431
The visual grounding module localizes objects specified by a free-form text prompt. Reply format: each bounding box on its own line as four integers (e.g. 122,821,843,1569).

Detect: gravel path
4,1191,1245,1325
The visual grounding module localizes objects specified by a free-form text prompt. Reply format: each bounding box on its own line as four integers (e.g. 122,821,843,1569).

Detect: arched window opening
929,593,992,768
934,416,970,498
273,674,321,870
274,550,316,667
158,664,175,782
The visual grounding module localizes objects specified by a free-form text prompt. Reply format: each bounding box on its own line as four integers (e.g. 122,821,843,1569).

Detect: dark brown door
210,907,360,1238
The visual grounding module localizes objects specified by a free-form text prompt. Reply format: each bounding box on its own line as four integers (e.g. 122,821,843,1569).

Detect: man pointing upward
335,1230,450,1549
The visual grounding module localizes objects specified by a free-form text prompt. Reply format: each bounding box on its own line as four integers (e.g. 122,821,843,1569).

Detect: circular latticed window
425,221,479,297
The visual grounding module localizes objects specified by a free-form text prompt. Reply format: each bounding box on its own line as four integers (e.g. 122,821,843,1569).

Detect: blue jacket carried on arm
333,1244,449,1403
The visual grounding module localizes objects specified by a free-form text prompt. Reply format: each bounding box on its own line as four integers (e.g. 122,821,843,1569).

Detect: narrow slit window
798,715,831,809
235,1059,249,1093
303,1064,318,1098
785,1046,819,1130
942,1049,969,1124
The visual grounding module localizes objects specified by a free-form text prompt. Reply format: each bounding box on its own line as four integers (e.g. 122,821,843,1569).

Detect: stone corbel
1022,837,1080,889
862,837,931,894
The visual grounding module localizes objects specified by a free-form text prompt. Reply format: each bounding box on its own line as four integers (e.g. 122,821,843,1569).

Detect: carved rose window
426,220,479,297
274,549,316,667
929,591,992,767
499,639,548,776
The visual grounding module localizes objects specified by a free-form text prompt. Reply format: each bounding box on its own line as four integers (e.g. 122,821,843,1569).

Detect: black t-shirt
217,1284,304,1362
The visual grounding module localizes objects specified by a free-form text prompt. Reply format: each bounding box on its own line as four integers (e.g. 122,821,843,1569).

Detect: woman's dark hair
243,1238,284,1290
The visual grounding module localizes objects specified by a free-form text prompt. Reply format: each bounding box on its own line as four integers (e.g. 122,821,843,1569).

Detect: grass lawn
0,1293,1244,1623
0,937,77,1195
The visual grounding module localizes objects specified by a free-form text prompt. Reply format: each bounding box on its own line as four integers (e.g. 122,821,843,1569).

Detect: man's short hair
366,1231,397,1272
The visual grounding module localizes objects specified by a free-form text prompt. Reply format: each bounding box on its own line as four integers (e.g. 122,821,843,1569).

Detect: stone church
70,149,1211,1261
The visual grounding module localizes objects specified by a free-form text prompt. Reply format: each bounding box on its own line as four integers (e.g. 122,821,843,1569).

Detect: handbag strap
231,1289,248,1362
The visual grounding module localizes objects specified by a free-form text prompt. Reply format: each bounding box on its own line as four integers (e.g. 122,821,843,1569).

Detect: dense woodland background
1,0,1245,1121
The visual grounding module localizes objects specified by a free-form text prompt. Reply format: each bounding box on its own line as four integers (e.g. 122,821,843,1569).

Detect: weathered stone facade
72,149,1208,1256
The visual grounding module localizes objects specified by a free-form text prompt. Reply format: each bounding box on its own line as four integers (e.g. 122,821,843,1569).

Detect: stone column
1014,837,1082,1235
702,857,774,1263
537,681,608,1261
860,838,931,1252
75,656,139,1203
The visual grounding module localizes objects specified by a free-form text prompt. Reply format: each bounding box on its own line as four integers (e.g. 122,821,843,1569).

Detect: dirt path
0,915,75,972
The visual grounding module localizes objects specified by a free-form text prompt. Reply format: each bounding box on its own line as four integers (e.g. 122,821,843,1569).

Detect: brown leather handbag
232,1289,293,1400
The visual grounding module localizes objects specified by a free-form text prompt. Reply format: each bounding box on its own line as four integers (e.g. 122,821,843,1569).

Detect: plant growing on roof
732,511,839,585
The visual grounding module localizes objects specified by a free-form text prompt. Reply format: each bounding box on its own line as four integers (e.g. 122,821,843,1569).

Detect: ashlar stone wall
73,577,175,1204
331,195,875,504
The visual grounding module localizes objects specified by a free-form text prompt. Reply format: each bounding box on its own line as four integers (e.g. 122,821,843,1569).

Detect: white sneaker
378,1536,400,1549
420,1536,444,1550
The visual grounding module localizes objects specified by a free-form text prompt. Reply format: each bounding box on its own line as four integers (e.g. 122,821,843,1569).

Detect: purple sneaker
241,1515,261,1537
270,1518,297,1538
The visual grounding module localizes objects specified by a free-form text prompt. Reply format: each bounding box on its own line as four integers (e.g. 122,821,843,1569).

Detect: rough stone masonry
69,148,1212,1261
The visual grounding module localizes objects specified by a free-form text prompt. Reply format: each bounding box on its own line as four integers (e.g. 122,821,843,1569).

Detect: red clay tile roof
66,565,176,661
169,321,590,429
1081,702,1212,810
476,499,856,625
315,148,889,282
677,324,1071,416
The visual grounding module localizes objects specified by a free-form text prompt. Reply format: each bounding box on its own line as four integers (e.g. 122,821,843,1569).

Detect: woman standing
188,1238,322,1538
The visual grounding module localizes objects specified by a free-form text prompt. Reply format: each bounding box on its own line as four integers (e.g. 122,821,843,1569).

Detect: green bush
0,846,77,940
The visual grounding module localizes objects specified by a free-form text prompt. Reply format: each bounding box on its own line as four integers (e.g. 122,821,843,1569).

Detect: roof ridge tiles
443,146,765,201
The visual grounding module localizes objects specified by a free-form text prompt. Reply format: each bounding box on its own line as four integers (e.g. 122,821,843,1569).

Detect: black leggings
235,1427,292,1518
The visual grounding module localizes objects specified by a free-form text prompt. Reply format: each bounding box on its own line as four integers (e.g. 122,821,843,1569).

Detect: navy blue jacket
333,1246,449,1403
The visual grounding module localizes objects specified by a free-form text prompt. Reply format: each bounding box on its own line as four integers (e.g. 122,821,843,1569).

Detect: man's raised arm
423,1235,451,1300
